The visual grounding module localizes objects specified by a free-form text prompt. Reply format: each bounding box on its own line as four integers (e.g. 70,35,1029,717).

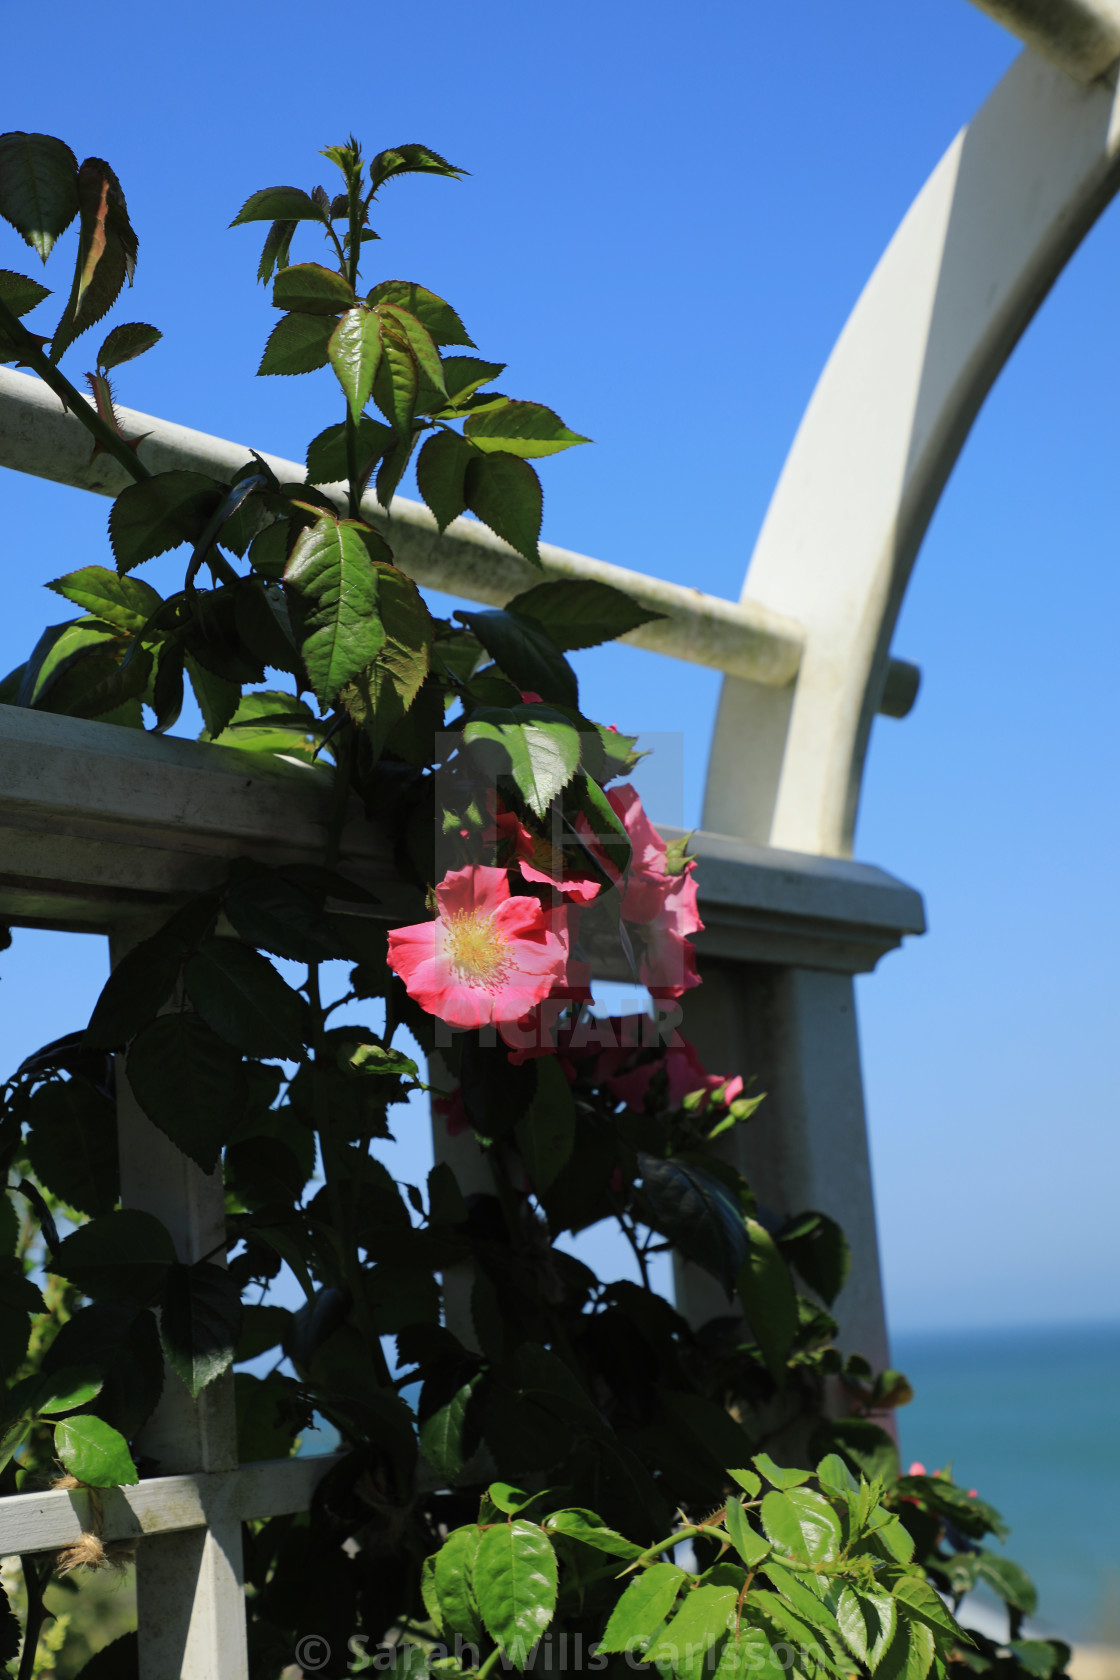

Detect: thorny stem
0,298,152,485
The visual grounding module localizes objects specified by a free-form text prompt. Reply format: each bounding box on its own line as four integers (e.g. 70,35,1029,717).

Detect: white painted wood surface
704,49,1120,856
111,919,247,1679
0,1455,344,1556
968,0,1120,81
0,366,804,690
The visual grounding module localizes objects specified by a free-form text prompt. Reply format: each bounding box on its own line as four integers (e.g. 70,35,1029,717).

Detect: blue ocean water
893,1322,1120,1645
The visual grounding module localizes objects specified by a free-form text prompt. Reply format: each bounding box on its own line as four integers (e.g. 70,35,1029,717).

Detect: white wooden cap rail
0,2,1115,1670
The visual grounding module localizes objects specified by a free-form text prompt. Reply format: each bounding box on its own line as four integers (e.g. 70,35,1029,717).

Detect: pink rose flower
387,865,569,1030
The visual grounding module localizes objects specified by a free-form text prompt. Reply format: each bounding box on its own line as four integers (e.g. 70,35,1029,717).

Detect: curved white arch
703,49,1120,856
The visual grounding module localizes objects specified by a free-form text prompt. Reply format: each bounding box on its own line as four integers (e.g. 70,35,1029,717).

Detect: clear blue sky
1,0,1117,1334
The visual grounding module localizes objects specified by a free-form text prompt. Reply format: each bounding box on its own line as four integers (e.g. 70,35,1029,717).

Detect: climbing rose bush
0,130,1065,1680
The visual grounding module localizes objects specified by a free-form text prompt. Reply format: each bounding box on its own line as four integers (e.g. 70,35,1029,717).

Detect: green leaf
52,1209,176,1305
725,1496,769,1566
776,1211,851,1306
377,302,446,398
160,1261,242,1399
515,1055,576,1194
258,311,334,376
368,145,467,193
34,1366,104,1416
464,399,590,459
975,1553,1037,1615
738,1221,798,1381
878,1620,937,1680
273,261,354,315
183,937,307,1059
892,1578,968,1642
336,559,432,755
433,1525,483,1642
283,513,385,705
815,1453,857,1497
838,1587,893,1667
599,1562,686,1655
0,132,79,261
54,1414,138,1487
573,772,632,874
463,706,582,819
24,1079,119,1217
306,416,393,484
464,452,542,566
109,470,225,574
638,1153,747,1297
427,1162,468,1226
869,1513,915,1564
373,322,419,439
506,578,664,651
455,607,578,709
1011,1642,1070,1679
0,267,51,314
85,897,218,1048
126,1013,248,1171
419,1373,481,1484
256,218,297,285
760,1487,842,1563
96,321,161,373
224,874,345,964
543,1511,641,1559
47,565,162,633
648,1582,739,1676
368,280,473,347
185,653,240,739
728,1468,762,1497
329,306,384,421
440,355,505,404
50,159,138,362
416,429,474,530
231,186,326,225
474,1520,558,1663
814,1417,899,1484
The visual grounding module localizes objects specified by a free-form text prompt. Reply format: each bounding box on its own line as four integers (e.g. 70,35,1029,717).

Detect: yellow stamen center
443,911,512,989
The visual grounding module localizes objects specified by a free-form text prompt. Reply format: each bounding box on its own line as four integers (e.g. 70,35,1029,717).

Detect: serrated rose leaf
96,321,161,372
738,1222,798,1381
273,262,355,316
283,514,385,704
52,1210,176,1306
464,452,542,566
367,280,474,347
47,565,162,633
474,1520,558,1663
464,399,590,459
159,1261,242,1398
258,311,334,376
54,1415,138,1487
126,1014,248,1171
230,186,323,226
598,1562,686,1655
433,1525,483,1643
0,132,79,261
328,307,383,421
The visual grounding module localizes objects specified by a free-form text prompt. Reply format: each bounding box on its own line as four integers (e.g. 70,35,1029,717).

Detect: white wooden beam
705,50,1120,855
967,0,1120,82
0,367,803,690
0,1454,344,1557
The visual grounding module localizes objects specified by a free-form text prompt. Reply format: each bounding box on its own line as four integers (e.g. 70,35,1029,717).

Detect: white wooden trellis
0,1,1117,1668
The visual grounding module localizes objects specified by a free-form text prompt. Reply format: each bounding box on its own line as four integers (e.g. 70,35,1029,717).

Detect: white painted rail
0,1454,343,1557
0,367,920,713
